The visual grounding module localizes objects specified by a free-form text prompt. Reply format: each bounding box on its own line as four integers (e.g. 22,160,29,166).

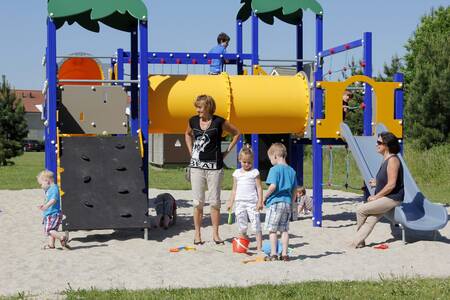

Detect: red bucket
232,237,250,253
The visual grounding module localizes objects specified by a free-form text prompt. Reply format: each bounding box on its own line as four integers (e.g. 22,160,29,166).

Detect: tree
403,7,450,148
0,76,28,165
376,54,404,82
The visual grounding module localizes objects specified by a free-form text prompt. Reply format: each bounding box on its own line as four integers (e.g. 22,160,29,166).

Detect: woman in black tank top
185,95,240,245
351,132,404,248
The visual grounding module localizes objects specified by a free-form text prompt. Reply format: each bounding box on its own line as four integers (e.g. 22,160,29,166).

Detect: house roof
14,90,44,113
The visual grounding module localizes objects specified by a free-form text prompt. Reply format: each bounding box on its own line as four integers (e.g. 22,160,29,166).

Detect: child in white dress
227,146,264,251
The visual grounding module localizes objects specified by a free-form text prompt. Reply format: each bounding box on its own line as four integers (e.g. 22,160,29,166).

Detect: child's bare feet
42,244,55,250
60,236,71,250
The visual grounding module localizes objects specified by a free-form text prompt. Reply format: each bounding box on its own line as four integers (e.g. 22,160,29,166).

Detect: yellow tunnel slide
148,73,310,134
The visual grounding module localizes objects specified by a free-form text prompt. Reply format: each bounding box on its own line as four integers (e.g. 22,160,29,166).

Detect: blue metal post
130,30,139,135
251,12,259,169
363,32,373,136
46,17,57,174
117,48,124,84
236,19,244,168
44,45,50,170
292,18,305,185
312,14,324,227
236,19,244,75
394,72,404,154
139,21,149,186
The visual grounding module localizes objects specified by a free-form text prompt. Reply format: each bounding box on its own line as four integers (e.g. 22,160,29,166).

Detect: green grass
0,152,44,190
2,278,447,300
1,144,449,205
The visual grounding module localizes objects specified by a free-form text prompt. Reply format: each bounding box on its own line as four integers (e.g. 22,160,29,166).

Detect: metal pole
236,19,243,75
117,48,124,85
47,17,57,174
44,44,50,170
251,12,259,169
394,72,404,154
312,14,324,227
292,18,305,186
363,32,372,136
139,20,149,189
130,29,139,136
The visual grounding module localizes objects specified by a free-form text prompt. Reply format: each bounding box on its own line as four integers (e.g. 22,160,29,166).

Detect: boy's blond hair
267,143,287,158
238,144,254,160
37,170,55,183
194,94,216,115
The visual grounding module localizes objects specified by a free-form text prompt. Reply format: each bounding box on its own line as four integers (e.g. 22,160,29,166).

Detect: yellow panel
148,73,310,134
317,75,403,138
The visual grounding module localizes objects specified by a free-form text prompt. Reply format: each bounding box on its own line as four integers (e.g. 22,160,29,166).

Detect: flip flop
42,245,55,250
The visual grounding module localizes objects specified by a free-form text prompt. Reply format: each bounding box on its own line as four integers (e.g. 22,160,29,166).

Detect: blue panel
117,48,124,83
313,14,324,227
47,17,57,174
236,19,244,75
122,51,252,65
130,30,139,136
394,72,404,153
363,32,373,136
296,21,304,72
139,21,149,186
251,13,259,170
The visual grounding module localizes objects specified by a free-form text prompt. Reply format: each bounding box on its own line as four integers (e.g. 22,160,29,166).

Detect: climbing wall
59,136,149,230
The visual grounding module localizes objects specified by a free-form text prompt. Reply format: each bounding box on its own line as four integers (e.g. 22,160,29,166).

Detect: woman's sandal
213,239,225,245
280,255,290,262
194,240,205,245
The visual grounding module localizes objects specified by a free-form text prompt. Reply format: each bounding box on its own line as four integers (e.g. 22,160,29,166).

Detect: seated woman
351,132,404,248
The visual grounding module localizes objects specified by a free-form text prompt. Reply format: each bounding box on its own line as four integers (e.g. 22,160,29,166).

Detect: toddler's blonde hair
238,144,254,160
267,143,287,158
37,169,55,183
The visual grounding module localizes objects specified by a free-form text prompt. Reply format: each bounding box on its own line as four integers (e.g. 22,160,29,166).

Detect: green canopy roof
237,0,323,25
47,0,148,32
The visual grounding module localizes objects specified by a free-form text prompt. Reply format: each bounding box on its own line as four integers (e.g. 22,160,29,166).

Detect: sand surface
0,188,449,298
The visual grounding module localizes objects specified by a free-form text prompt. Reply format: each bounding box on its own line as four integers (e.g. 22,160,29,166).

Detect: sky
0,0,449,90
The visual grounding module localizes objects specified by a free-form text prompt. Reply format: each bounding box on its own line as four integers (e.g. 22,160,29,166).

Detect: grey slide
340,122,448,242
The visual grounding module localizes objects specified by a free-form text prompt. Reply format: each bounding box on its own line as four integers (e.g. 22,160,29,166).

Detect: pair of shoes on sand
265,255,289,262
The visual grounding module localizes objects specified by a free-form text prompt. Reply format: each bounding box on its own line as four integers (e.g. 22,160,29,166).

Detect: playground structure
43,1,447,240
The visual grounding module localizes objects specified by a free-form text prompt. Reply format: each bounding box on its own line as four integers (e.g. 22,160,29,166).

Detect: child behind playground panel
36,170,69,250
263,143,297,261
227,145,264,251
296,186,312,216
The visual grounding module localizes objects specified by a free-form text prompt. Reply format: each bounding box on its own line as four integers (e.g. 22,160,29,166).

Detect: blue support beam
394,72,404,154
46,17,57,174
363,32,373,136
117,48,124,84
320,39,363,58
139,21,149,187
236,19,244,75
44,45,49,170
312,14,324,227
251,12,259,169
130,30,139,136
121,51,251,65
292,18,305,186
